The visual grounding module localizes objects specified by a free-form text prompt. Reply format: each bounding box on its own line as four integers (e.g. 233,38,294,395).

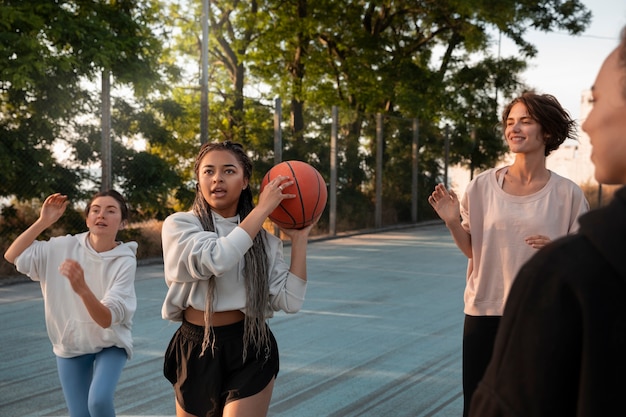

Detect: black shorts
163,319,279,417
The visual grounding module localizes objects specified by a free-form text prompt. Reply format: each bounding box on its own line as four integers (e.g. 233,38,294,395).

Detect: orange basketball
260,160,327,229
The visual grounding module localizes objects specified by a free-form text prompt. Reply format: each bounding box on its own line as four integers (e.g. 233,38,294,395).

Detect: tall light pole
444,124,450,188
101,69,112,191
200,0,209,144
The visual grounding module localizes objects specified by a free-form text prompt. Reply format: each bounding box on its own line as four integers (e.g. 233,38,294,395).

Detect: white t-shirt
461,167,589,316
15,232,137,358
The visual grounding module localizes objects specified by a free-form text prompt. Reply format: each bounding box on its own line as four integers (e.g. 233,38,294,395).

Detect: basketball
260,160,327,229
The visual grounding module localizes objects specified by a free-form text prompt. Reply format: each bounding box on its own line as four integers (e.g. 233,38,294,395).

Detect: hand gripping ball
260,160,327,229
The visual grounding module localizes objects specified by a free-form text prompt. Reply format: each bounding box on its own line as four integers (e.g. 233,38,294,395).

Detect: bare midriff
183,306,245,327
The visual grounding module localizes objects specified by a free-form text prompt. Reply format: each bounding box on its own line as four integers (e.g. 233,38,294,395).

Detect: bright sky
498,0,626,121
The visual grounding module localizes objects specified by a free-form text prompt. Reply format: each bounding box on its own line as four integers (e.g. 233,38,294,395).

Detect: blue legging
56,346,127,417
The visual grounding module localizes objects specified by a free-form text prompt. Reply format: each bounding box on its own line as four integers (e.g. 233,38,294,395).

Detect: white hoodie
161,211,307,321
15,232,137,359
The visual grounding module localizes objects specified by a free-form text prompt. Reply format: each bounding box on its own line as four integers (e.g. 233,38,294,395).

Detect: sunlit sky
498,0,626,120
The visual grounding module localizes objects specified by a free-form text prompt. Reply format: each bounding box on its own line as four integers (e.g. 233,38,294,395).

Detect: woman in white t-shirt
428,92,589,417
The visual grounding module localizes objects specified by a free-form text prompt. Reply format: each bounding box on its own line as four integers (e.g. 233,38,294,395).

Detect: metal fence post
330,106,338,236
375,113,383,228
412,118,419,223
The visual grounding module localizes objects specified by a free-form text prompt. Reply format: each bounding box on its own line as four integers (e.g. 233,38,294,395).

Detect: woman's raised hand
40,193,69,227
257,175,293,215
428,184,461,225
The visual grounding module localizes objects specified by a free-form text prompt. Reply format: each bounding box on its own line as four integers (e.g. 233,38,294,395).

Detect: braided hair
192,141,271,362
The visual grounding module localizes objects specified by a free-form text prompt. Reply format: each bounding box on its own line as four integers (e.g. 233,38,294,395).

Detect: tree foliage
1,0,592,228
0,0,177,216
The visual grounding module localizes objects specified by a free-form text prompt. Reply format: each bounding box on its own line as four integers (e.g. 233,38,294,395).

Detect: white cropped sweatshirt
161,211,307,322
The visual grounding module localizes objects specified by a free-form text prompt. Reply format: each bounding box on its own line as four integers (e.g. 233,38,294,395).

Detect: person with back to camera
469,26,626,417
3,190,137,417
161,140,319,417
428,91,589,417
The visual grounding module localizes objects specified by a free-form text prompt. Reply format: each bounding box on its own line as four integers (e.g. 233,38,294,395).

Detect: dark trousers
462,315,501,417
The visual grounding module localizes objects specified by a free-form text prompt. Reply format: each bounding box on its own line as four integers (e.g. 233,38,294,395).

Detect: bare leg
175,398,198,417
223,377,275,417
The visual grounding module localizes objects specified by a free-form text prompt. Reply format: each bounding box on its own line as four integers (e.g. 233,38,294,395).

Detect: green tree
159,0,590,226
10,0,588,228
259,0,589,224
0,0,170,205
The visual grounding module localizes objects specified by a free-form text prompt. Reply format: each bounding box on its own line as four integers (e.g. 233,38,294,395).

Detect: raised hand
257,175,294,215
428,184,461,225
4,193,69,264
279,214,319,240
40,193,69,227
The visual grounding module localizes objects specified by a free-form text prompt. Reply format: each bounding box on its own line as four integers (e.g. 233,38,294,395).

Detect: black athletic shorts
163,318,279,417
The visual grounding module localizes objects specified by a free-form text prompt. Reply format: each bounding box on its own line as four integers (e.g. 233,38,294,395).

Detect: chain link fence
1,108,446,278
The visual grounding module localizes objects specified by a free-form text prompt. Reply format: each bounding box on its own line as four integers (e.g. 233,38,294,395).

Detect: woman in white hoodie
4,190,137,417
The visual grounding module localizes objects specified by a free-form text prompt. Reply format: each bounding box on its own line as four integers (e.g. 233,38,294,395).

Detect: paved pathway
0,223,466,417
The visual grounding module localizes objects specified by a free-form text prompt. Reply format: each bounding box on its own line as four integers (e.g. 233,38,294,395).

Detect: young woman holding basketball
161,140,318,417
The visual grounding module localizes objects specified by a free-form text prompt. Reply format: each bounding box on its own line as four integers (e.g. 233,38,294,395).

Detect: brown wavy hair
501,92,576,156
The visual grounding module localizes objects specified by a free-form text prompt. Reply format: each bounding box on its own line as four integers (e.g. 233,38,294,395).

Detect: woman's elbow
274,297,304,314
4,251,15,265
99,318,112,329
283,305,302,314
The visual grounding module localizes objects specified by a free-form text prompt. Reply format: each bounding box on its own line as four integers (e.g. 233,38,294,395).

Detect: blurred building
545,89,595,186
